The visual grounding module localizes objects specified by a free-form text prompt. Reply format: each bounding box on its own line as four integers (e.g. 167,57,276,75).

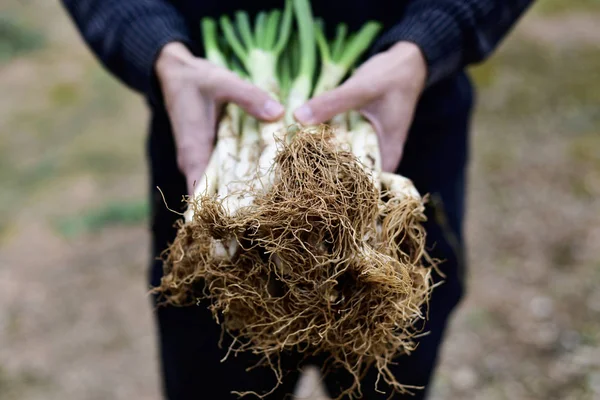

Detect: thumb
294,79,375,125
176,132,215,196
214,70,285,122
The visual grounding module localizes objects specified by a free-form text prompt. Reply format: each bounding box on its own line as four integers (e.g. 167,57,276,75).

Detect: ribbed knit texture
62,0,192,99
373,8,463,87
373,0,532,87
62,0,533,95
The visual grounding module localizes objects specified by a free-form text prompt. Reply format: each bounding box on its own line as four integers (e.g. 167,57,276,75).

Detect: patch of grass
49,82,80,107
469,62,498,89
0,61,144,225
0,156,60,236
465,307,497,331
569,133,600,170
474,39,600,129
533,0,600,15
90,67,132,115
0,16,44,63
0,223,8,241
565,133,600,199
0,365,51,398
69,150,141,177
550,239,578,269
18,158,60,188
55,199,149,237
479,144,519,174
0,152,59,190
569,175,595,200
5,309,21,340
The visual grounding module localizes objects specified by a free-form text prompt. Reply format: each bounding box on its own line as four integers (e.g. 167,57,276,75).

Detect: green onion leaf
337,21,382,70
331,23,348,62
273,0,293,56
201,18,227,67
315,19,331,63
254,12,267,49
292,0,316,80
220,15,248,66
264,10,281,50
235,11,254,49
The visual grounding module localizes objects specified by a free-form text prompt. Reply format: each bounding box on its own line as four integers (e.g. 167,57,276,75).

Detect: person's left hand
294,41,428,172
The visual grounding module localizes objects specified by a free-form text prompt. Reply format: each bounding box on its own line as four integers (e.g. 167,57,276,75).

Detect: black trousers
147,73,474,399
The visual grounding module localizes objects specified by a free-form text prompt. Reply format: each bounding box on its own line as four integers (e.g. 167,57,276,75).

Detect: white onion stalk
222,0,314,275
252,0,318,190
183,147,220,223
228,112,261,211
312,21,382,98
216,104,241,200
185,109,241,257
183,110,240,223
380,172,422,202
348,111,382,191
346,113,422,203
184,19,232,223
312,20,381,157
330,113,352,151
282,0,317,125
310,22,421,201
220,2,294,195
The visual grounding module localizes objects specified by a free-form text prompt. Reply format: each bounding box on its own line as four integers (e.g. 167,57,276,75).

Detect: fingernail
263,100,284,119
294,105,314,124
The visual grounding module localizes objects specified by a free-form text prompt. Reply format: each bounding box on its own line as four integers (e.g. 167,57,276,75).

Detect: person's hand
294,42,427,172
155,42,284,194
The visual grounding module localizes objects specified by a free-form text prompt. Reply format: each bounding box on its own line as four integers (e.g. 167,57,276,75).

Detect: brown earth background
1,0,599,399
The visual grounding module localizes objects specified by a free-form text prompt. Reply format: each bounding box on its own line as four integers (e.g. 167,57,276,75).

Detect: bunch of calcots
157,0,433,397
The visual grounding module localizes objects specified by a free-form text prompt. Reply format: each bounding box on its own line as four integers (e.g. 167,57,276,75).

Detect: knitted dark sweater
62,0,533,100
59,6,531,395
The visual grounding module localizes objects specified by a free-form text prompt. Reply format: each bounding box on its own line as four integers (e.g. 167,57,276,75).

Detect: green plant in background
0,16,44,63
55,200,149,237
535,0,600,15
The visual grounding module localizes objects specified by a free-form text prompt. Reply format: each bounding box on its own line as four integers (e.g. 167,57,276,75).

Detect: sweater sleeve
61,0,193,97
372,0,534,87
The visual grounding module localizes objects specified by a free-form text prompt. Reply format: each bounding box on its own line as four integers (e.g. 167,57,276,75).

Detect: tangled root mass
156,126,433,399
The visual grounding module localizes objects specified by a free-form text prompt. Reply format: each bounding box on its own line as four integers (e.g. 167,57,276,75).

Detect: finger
294,78,379,125
176,137,214,195
170,101,217,195
179,144,214,196
210,70,284,122
363,102,414,173
359,112,398,172
380,135,407,173
185,163,209,196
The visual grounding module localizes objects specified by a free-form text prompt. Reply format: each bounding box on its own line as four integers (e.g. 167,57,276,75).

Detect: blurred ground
0,1,599,399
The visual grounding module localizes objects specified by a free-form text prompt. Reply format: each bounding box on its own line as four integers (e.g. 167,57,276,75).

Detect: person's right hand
155,42,285,195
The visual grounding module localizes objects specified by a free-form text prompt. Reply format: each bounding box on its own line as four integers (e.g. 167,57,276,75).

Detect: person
61,1,533,398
